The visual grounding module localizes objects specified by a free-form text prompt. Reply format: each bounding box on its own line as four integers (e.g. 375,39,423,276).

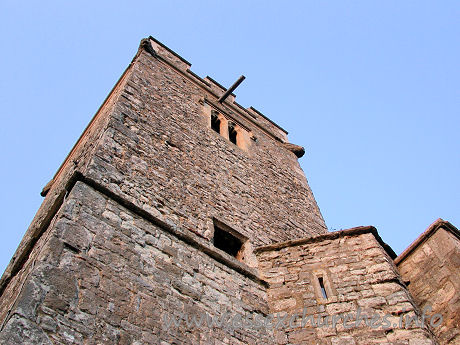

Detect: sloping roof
394,218,460,265
255,225,397,259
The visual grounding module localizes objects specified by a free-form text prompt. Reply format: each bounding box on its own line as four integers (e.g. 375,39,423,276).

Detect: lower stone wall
256,229,437,345
1,180,452,344
0,181,275,344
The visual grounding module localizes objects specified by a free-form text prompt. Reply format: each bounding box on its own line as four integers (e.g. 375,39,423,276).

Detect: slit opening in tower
318,276,328,299
211,111,221,134
228,123,237,145
213,220,244,258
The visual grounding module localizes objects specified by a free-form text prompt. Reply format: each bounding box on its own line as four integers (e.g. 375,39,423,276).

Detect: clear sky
0,1,458,274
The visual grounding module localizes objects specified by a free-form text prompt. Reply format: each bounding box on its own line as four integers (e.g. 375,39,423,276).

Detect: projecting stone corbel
283,143,305,158
140,38,157,57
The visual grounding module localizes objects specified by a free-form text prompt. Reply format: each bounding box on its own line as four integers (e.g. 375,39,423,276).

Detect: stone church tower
0,37,456,344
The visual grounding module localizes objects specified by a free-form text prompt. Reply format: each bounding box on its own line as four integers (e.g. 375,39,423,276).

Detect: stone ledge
254,225,397,259
1,170,270,298
76,173,269,288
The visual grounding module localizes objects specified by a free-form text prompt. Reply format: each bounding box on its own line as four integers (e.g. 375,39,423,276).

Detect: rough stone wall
83,45,326,247
396,225,460,344
0,37,327,344
256,229,437,345
0,181,275,344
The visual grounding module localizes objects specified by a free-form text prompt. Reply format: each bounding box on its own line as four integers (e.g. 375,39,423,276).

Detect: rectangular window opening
318,277,328,299
213,221,244,258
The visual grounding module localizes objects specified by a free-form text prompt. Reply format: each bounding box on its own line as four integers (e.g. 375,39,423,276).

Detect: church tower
0,37,441,344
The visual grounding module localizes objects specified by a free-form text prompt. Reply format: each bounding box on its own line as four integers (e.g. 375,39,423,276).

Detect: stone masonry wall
0,181,279,344
83,45,326,247
396,225,460,344
256,229,437,345
0,37,327,344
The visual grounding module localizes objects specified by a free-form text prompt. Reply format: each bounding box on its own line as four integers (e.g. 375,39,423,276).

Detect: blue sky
0,1,458,274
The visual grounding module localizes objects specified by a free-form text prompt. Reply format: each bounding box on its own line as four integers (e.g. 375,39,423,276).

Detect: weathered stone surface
0,315,53,345
0,36,327,343
256,230,437,344
82,41,326,247
0,182,275,344
1,36,456,345
396,220,460,344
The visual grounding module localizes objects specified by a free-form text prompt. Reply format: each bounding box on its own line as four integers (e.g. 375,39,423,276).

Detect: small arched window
228,122,237,145
211,111,221,134
204,105,249,151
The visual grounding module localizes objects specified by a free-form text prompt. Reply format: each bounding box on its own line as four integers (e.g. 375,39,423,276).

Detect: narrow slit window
213,222,243,258
211,112,221,134
228,123,237,145
318,277,328,299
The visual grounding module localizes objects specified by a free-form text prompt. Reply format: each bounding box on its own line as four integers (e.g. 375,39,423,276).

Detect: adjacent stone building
0,36,457,344
396,219,460,344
